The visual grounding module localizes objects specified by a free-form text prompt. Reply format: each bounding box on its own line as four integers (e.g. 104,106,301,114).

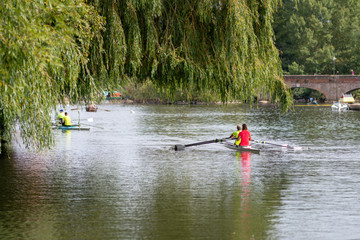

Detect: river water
1,104,360,240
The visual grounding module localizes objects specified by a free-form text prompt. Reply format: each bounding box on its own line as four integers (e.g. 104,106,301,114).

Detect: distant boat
331,102,349,111
307,100,318,105
86,105,98,112
339,94,355,104
331,94,354,111
104,91,122,100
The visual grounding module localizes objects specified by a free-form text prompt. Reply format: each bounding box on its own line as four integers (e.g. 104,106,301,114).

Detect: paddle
251,140,304,150
175,138,229,151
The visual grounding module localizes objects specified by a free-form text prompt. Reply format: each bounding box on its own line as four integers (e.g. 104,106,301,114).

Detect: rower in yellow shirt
62,112,72,126
57,109,65,124
229,125,242,146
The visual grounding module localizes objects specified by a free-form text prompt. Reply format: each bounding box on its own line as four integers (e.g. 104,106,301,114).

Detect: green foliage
352,90,360,100
121,79,221,103
0,0,105,149
122,80,160,102
288,62,305,75
91,0,293,111
274,0,360,75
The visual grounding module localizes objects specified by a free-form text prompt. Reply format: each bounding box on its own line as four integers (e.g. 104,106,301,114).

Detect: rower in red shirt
237,123,252,146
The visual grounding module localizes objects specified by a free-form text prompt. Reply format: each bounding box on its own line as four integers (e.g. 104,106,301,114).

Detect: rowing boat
53,126,90,131
86,105,98,112
52,122,79,127
223,142,260,154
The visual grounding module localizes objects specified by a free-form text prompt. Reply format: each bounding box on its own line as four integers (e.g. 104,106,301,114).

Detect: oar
79,118,94,122
80,123,104,129
175,138,229,151
251,140,303,150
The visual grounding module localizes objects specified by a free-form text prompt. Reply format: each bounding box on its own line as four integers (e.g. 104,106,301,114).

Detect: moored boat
223,142,260,154
104,91,122,100
331,102,349,111
339,94,355,104
86,105,98,112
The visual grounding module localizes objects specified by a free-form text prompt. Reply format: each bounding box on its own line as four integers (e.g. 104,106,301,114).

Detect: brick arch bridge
283,75,360,102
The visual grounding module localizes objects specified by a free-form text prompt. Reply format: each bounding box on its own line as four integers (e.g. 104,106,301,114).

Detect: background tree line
273,0,360,75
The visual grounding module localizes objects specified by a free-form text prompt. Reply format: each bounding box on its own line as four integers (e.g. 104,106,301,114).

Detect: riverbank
104,99,282,107
105,97,360,110
105,98,243,105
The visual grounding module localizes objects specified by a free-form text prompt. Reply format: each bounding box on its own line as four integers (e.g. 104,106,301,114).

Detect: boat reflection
235,151,252,237
236,151,251,206
62,130,72,150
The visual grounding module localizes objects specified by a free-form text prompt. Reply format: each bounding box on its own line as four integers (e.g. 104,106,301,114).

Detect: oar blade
175,145,185,151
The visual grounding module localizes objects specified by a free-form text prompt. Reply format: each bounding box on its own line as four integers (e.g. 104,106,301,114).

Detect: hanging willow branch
0,0,104,149
90,0,293,111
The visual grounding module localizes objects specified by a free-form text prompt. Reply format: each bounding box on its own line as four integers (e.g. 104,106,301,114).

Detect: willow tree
0,0,105,149
1,0,292,150
90,0,293,106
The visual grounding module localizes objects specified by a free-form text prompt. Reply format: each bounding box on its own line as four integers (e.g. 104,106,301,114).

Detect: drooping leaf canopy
90,0,292,108
0,0,292,150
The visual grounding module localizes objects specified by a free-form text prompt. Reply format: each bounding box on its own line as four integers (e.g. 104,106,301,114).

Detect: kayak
53,126,90,131
223,142,260,154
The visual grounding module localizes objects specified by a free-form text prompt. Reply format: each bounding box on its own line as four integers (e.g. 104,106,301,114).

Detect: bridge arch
345,88,360,94
290,87,326,102
290,86,327,97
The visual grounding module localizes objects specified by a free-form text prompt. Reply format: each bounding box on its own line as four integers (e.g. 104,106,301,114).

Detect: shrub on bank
121,80,221,104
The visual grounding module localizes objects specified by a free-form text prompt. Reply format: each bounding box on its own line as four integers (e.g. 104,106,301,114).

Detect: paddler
62,112,72,126
229,125,242,146
57,109,65,124
237,123,252,146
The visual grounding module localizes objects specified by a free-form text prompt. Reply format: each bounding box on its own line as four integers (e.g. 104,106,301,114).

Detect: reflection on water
237,151,252,239
64,130,72,150
1,104,360,239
